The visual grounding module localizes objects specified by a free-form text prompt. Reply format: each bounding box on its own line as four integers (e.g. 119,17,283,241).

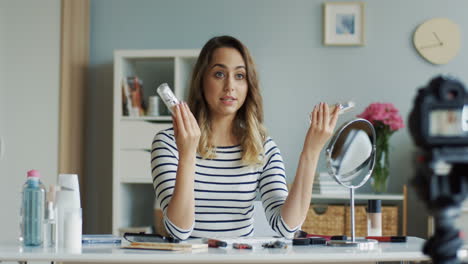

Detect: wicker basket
382,206,399,235
344,205,398,236
301,205,345,235
344,206,367,237
302,204,399,236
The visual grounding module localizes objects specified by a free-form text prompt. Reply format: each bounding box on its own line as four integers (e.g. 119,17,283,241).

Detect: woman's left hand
304,102,340,154
281,102,340,228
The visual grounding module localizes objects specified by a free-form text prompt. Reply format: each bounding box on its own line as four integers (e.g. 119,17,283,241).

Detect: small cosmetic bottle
43,185,56,248
367,199,382,236
156,83,179,114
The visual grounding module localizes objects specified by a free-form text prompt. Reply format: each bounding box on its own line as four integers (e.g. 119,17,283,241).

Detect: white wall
0,0,60,243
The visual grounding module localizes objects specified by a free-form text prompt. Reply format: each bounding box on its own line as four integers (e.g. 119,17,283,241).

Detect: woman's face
203,47,248,119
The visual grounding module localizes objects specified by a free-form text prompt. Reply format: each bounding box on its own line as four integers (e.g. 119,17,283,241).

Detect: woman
151,35,339,240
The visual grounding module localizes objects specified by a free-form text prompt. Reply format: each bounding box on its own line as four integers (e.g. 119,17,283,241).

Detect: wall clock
413,18,461,65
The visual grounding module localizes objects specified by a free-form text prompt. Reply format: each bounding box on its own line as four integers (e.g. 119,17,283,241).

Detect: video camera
408,75,468,264
409,76,468,149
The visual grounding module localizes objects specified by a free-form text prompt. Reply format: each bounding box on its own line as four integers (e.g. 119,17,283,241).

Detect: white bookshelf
112,49,199,235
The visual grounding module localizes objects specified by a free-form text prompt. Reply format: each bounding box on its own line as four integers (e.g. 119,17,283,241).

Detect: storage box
301,205,346,235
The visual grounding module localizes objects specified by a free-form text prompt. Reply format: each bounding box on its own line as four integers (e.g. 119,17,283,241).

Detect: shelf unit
112,49,199,235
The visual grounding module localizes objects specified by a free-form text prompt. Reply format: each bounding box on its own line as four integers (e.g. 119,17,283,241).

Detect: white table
0,237,432,264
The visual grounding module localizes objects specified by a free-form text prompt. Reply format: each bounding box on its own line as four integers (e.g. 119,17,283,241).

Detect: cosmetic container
55,174,81,249
156,83,179,114
43,186,56,248
64,208,82,252
367,199,382,236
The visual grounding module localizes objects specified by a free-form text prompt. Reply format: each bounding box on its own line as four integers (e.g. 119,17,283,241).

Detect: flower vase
358,102,404,193
371,134,390,193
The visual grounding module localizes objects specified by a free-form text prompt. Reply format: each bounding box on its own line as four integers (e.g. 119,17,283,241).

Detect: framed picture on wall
323,2,365,46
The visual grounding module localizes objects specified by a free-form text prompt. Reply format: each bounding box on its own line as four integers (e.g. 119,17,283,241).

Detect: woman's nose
224,76,235,91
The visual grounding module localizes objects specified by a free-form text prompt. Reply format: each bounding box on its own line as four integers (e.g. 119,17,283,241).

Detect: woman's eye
215,71,225,78
236,73,245,80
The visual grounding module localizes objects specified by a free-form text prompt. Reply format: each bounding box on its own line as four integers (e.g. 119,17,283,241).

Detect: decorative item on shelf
121,79,132,116
323,2,365,46
122,76,146,117
147,95,160,117
357,103,404,193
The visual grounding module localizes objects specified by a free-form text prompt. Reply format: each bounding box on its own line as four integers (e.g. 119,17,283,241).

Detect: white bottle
156,83,179,114
55,174,81,249
147,95,160,116
63,208,82,252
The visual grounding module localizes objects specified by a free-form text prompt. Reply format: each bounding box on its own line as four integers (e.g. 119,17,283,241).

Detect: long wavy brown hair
187,36,266,165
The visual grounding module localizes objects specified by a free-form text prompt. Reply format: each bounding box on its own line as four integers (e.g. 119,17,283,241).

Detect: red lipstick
365,236,407,242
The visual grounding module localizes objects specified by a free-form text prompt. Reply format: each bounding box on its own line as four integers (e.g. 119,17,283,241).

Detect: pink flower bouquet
357,103,404,132
357,103,404,193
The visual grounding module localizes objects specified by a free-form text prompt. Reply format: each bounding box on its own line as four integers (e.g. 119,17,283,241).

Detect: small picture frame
323,2,365,46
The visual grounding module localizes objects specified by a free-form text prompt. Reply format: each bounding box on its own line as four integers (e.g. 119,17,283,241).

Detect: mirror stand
325,118,379,250
327,188,377,249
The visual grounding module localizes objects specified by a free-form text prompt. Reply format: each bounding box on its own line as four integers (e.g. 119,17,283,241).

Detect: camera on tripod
408,75,468,264
409,75,468,149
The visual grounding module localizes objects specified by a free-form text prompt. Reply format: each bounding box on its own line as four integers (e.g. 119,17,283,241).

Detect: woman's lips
220,96,236,105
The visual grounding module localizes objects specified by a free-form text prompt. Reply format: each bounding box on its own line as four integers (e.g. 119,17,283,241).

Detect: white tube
157,83,179,114
64,208,82,252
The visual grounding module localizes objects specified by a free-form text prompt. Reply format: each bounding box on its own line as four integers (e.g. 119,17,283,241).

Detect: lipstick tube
202,238,227,248
233,243,252,249
366,236,407,242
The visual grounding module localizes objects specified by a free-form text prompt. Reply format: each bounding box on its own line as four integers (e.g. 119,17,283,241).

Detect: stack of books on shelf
122,76,146,117
312,172,346,195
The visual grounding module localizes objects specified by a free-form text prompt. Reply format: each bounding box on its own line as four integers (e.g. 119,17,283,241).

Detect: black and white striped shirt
151,128,298,240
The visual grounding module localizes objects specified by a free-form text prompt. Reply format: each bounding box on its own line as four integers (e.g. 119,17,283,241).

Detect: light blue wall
87,0,468,236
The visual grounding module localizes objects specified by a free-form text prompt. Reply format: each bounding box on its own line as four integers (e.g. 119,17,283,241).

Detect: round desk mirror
325,118,377,248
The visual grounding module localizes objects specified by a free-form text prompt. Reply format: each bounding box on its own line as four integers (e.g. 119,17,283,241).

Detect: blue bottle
21,170,46,246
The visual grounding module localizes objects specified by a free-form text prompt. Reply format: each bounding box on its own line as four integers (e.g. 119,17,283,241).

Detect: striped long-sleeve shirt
151,128,299,240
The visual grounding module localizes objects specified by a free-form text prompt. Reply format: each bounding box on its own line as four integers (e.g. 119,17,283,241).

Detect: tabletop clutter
19,169,406,252
20,170,82,252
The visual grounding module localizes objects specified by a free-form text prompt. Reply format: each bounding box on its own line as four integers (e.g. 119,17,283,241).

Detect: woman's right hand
172,102,201,156
303,102,340,155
